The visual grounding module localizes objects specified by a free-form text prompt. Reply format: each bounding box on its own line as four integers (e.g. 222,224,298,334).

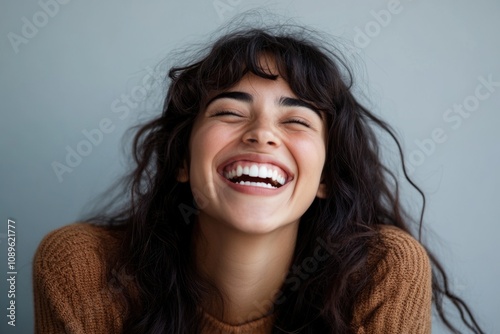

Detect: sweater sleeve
33,223,127,334
353,226,433,334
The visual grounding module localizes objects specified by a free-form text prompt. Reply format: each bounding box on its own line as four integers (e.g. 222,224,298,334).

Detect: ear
177,162,189,183
316,182,327,199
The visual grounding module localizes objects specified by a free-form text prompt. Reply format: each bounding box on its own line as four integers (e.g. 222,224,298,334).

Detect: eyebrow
206,91,253,106
278,97,320,117
205,91,322,117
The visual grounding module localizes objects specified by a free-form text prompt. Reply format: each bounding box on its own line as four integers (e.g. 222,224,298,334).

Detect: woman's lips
222,161,287,188
218,154,294,191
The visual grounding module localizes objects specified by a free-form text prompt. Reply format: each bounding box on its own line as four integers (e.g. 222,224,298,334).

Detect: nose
242,119,280,147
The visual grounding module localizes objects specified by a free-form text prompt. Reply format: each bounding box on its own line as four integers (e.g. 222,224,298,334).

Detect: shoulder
34,222,122,263
352,225,432,333
369,225,432,295
33,223,128,333
33,222,127,295
34,222,124,278
376,225,431,274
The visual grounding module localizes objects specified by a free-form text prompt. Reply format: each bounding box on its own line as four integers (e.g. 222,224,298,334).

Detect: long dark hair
86,24,484,333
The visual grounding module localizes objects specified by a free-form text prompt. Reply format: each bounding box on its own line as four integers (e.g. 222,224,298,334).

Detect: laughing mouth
222,162,288,189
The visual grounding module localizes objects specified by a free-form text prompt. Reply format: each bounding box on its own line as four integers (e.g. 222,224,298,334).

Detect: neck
193,215,298,325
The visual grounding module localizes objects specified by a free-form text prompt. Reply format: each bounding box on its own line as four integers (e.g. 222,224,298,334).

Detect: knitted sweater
33,223,432,333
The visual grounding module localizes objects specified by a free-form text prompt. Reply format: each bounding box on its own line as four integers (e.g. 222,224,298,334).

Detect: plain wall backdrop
1,0,499,333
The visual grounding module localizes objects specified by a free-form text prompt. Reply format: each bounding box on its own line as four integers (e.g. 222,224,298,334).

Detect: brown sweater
33,223,432,333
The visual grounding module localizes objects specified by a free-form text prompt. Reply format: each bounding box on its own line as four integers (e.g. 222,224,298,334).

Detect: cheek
191,123,236,152
190,125,220,161
188,124,235,185
292,137,326,174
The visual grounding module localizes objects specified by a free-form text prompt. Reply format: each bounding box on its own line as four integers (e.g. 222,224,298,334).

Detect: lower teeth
238,181,276,189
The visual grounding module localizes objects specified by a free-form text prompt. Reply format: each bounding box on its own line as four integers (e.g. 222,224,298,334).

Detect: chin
225,217,297,235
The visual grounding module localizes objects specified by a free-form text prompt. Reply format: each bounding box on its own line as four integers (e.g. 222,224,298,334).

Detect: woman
33,24,484,333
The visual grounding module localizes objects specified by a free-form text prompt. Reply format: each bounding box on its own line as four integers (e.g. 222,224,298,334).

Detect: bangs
166,28,350,119
194,29,343,112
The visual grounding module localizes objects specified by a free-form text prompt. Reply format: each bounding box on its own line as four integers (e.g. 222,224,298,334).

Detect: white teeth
258,166,267,178
239,181,277,189
267,169,273,178
224,163,287,186
249,165,259,177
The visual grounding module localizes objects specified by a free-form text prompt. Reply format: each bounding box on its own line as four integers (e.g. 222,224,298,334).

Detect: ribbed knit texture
33,223,432,333
201,311,276,334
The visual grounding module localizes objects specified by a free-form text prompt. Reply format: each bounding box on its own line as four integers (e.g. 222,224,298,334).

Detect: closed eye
284,118,311,128
210,110,242,117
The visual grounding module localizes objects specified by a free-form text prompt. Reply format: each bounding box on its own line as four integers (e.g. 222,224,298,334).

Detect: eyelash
210,110,241,117
285,118,311,128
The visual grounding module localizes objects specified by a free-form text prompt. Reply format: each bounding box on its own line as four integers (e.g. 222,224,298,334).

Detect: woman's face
185,66,327,234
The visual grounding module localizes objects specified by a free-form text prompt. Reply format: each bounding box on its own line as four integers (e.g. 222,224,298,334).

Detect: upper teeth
224,164,286,186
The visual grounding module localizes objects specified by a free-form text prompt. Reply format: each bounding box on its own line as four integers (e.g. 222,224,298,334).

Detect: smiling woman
32,23,484,334
188,66,326,235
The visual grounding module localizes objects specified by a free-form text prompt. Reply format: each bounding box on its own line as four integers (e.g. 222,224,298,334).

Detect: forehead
229,73,295,96
203,54,293,103
203,75,301,114
254,53,280,76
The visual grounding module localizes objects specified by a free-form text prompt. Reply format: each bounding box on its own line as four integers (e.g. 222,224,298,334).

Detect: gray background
1,0,499,333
